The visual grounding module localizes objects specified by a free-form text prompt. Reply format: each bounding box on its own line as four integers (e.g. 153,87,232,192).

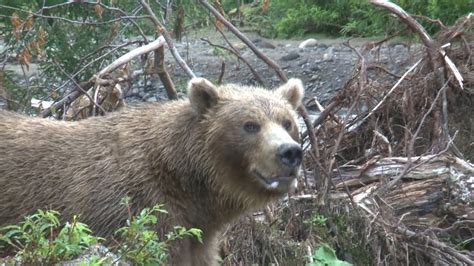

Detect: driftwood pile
223,2,473,265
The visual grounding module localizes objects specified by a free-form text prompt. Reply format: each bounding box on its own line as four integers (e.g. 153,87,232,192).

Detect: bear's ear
276,78,304,109
188,77,219,114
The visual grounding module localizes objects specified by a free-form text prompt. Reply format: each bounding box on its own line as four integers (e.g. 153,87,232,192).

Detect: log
330,155,473,224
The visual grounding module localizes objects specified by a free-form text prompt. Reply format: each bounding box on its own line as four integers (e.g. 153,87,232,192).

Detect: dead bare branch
155,45,177,100
200,38,264,85
360,58,422,125
41,38,166,118
139,0,195,78
217,61,225,85
198,0,288,83
369,0,435,56
98,37,165,76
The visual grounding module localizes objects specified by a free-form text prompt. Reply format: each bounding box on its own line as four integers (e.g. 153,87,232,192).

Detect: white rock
233,42,246,50
269,181,279,189
31,98,53,109
323,47,334,61
298,38,318,49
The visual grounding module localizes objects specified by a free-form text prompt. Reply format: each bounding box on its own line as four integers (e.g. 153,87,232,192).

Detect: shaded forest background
0,0,471,85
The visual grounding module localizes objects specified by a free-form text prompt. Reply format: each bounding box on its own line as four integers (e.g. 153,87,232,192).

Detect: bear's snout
277,143,302,169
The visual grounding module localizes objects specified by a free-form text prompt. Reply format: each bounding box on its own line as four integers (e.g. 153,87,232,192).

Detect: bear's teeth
269,181,279,188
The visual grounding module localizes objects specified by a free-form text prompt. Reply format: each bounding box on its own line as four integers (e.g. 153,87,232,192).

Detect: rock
298,38,318,49
61,244,125,266
298,59,308,66
393,44,407,56
323,47,334,61
233,42,247,50
310,65,321,72
147,96,158,102
253,38,276,49
280,52,300,61
194,72,204,77
318,43,328,50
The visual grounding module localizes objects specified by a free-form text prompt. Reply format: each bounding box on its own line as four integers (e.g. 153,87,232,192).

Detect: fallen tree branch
52,60,106,116
200,37,264,85
41,38,166,118
40,81,93,118
301,99,341,139
370,0,465,91
359,58,422,125
344,155,471,215
97,37,165,76
198,0,288,83
217,61,225,85
139,0,195,78
155,45,177,100
369,0,436,58
393,225,474,265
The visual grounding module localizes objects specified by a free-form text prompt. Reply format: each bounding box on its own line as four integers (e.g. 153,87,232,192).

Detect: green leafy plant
114,197,203,265
275,5,339,38
0,70,41,111
0,199,203,265
241,0,471,38
307,244,352,266
212,47,234,60
304,213,328,227
0,209,101,265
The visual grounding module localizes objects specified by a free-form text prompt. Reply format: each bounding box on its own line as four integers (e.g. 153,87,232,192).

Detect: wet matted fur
0,78,304,265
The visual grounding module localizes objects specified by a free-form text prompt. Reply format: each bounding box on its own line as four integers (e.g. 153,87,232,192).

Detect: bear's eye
243,121,261,133
282,119,292,131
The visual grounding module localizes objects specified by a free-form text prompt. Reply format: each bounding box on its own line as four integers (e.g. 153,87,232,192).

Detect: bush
241,0,472,38
114,197,202,265
0,210,101,265
0,199,202,265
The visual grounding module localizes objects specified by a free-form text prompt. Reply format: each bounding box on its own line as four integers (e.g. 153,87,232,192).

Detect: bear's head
188,78,304,206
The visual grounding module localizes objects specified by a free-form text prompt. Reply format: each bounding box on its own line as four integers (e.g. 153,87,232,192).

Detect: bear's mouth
253,170,297,191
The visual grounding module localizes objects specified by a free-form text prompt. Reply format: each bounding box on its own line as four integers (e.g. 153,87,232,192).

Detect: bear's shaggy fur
0,78,304,265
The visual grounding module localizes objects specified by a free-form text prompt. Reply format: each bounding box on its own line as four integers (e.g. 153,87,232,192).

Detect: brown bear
0,77,304,265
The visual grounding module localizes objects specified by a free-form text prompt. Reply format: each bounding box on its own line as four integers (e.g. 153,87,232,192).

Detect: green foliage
241,4,274,37
307,244,352,266
0,0,218,85
0,210,101,265
301,207,373,265
0,0,470,84
241,0,472,38
0,199,203,265
275,2,340,37
0,1,160,82
212,47,234,60
114,197,203,265
0,70,45,112
0,0,131,81
304,213,327,227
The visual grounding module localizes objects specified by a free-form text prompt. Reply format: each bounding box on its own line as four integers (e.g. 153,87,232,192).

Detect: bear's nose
277,143,303,168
